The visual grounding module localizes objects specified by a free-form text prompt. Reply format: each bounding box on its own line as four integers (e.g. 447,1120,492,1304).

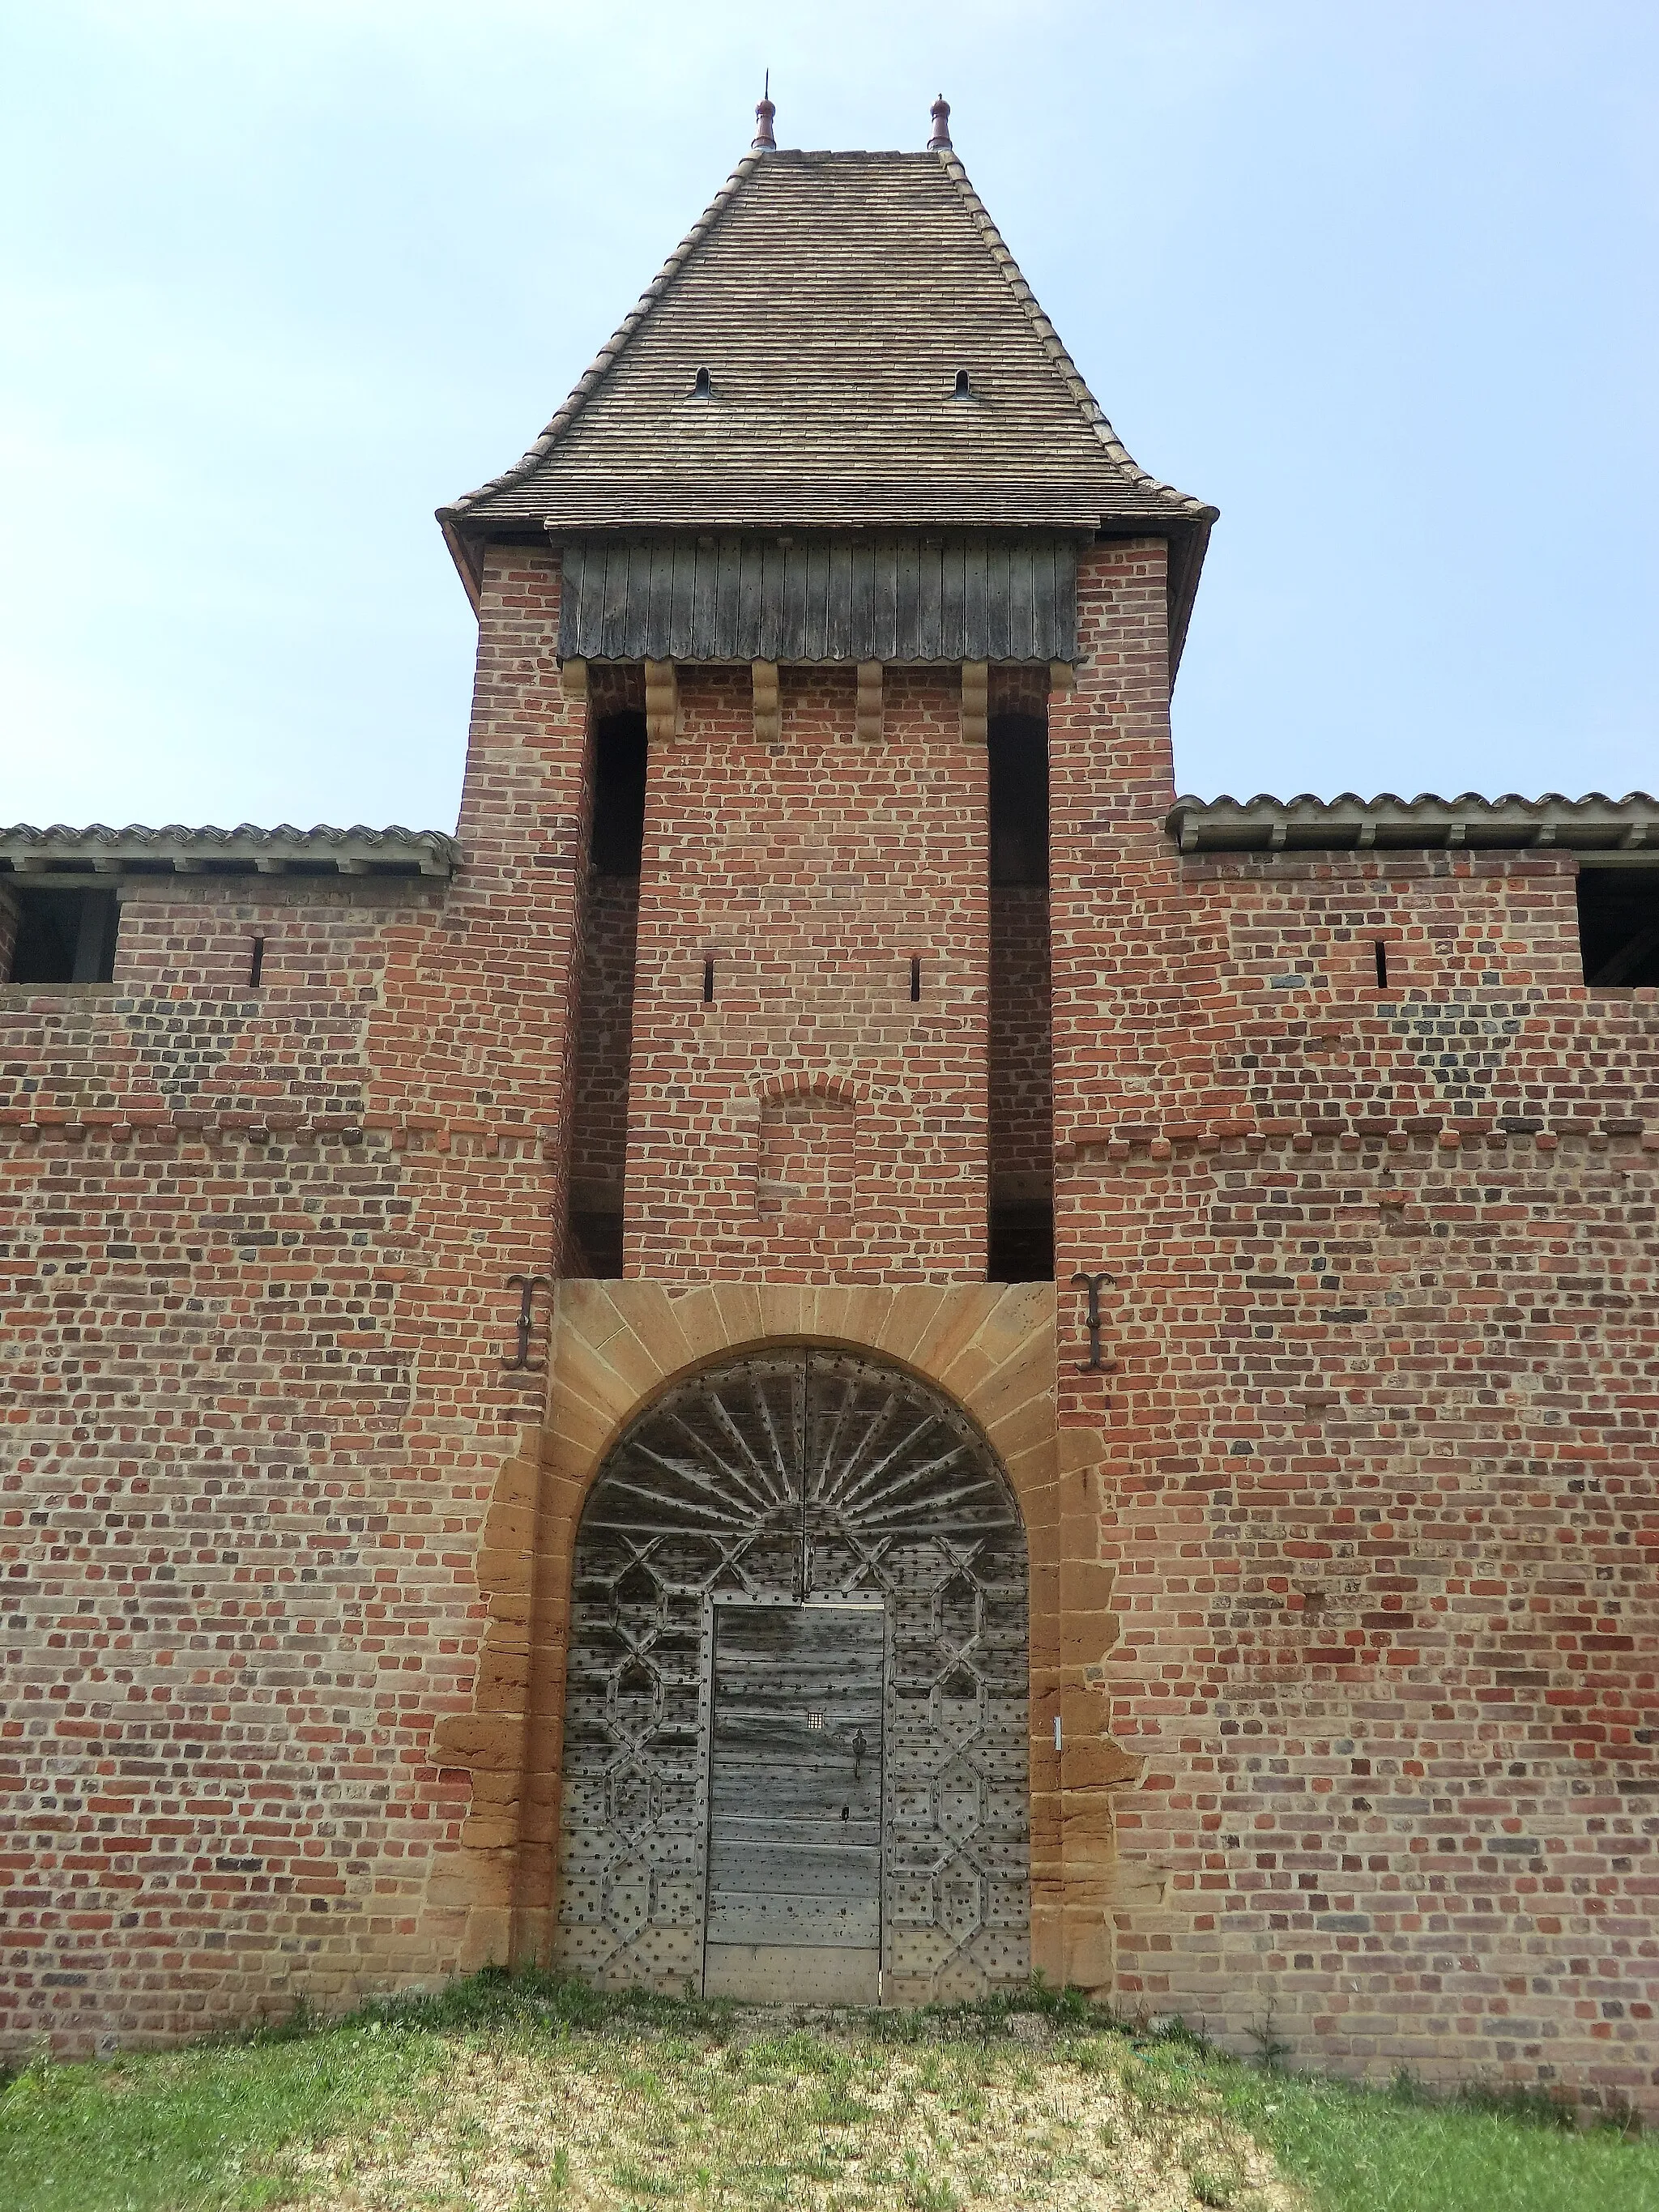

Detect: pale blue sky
2,1,1653,833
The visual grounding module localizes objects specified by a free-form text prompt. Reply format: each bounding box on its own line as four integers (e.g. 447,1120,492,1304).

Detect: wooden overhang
1166,791,1659,860
555,532,1078,667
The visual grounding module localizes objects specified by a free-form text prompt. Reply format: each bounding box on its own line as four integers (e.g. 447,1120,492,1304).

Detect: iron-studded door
703,1604,884,2003
556,1349,1027,2001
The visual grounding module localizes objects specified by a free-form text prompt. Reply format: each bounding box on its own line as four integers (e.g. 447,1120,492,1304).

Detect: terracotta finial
928,95,952,151
753,72,777,151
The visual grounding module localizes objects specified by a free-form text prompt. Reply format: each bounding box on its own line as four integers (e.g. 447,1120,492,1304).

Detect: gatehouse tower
3,96,1657,2107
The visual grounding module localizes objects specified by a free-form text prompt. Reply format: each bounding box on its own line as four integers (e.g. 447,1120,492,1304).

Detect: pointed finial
928,94,952,151
753,73,776,151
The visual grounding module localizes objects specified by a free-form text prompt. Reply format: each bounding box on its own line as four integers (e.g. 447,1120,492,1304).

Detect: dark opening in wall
987,714,1049,886
988,704,1053,1282
988,1204,1055,1285
565,1211,625,1280
6,888,119,984
590,710,648,876
1577,867,1659,986
564,702,646,1281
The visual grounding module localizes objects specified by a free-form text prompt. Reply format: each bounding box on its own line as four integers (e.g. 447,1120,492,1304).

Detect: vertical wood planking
705,1605,883,1955
554,534,1078,667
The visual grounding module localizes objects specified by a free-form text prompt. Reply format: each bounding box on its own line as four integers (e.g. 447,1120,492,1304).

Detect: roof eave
439,511,484,612
1166,791,1659,856
0,825,458,882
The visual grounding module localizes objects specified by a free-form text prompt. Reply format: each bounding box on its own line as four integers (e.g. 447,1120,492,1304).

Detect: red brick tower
3,96,1656,2103
428,95,1215,2008
437,100,1213,1298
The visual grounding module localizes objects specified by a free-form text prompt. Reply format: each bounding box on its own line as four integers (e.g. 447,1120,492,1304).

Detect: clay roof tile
441,147,1215,543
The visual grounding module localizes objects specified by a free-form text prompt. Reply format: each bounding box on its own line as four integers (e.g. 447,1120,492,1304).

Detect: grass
1218,2061,1653,2212
0,1970,1652,2212
0,2005,441,2212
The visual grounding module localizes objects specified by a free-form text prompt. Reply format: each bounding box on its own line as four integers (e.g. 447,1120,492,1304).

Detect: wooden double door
556,1349,1030,2005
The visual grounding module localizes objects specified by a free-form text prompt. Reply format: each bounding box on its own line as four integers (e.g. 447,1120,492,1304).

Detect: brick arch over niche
555,1345,1029,2001
755,1069,862,1109
427,1283,1142,1988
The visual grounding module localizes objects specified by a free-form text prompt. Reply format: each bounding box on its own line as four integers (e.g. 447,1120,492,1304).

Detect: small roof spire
753,72,776,151
928,94,952,151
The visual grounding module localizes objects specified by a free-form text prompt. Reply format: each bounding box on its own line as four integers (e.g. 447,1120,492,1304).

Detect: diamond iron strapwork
555,1350,1030,1997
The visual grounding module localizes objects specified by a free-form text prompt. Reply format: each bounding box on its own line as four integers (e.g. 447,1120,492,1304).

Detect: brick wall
623,666,989,1281
567,876,638,1221
0,543,590,2051
6,521,1658,2108
1050,539,1659,2107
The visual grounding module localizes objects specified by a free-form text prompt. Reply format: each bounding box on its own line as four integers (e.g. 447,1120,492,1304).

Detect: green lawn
0,1971,1652,2212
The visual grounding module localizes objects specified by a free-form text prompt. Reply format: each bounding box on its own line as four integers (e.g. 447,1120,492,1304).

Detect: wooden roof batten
438,95,1217,675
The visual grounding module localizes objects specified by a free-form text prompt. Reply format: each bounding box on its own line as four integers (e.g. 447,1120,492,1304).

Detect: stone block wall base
1059,1905,1115,1994
1029,1889,1067,1988
458,1907,514,1976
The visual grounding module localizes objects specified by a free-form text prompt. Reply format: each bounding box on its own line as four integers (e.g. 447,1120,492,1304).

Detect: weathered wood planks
558,534,1078,667
705,1605,882,1959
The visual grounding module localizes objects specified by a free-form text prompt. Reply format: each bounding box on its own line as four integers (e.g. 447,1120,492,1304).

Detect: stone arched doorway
554,1347,1030,2004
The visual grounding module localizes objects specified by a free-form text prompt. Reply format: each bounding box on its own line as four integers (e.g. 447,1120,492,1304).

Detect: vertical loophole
702,957,714,1004
249,936,265,988
1374,941,1388,990
910,955,921,1002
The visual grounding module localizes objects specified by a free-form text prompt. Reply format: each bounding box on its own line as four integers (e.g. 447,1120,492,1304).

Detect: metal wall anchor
1071,1270,1117,1374
504,1273,552,1370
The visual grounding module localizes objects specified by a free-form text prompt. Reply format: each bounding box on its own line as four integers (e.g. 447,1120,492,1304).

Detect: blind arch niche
554,1346,1030,2002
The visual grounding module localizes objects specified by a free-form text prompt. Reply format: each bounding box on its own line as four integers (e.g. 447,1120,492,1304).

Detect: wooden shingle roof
441,143,1216,658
